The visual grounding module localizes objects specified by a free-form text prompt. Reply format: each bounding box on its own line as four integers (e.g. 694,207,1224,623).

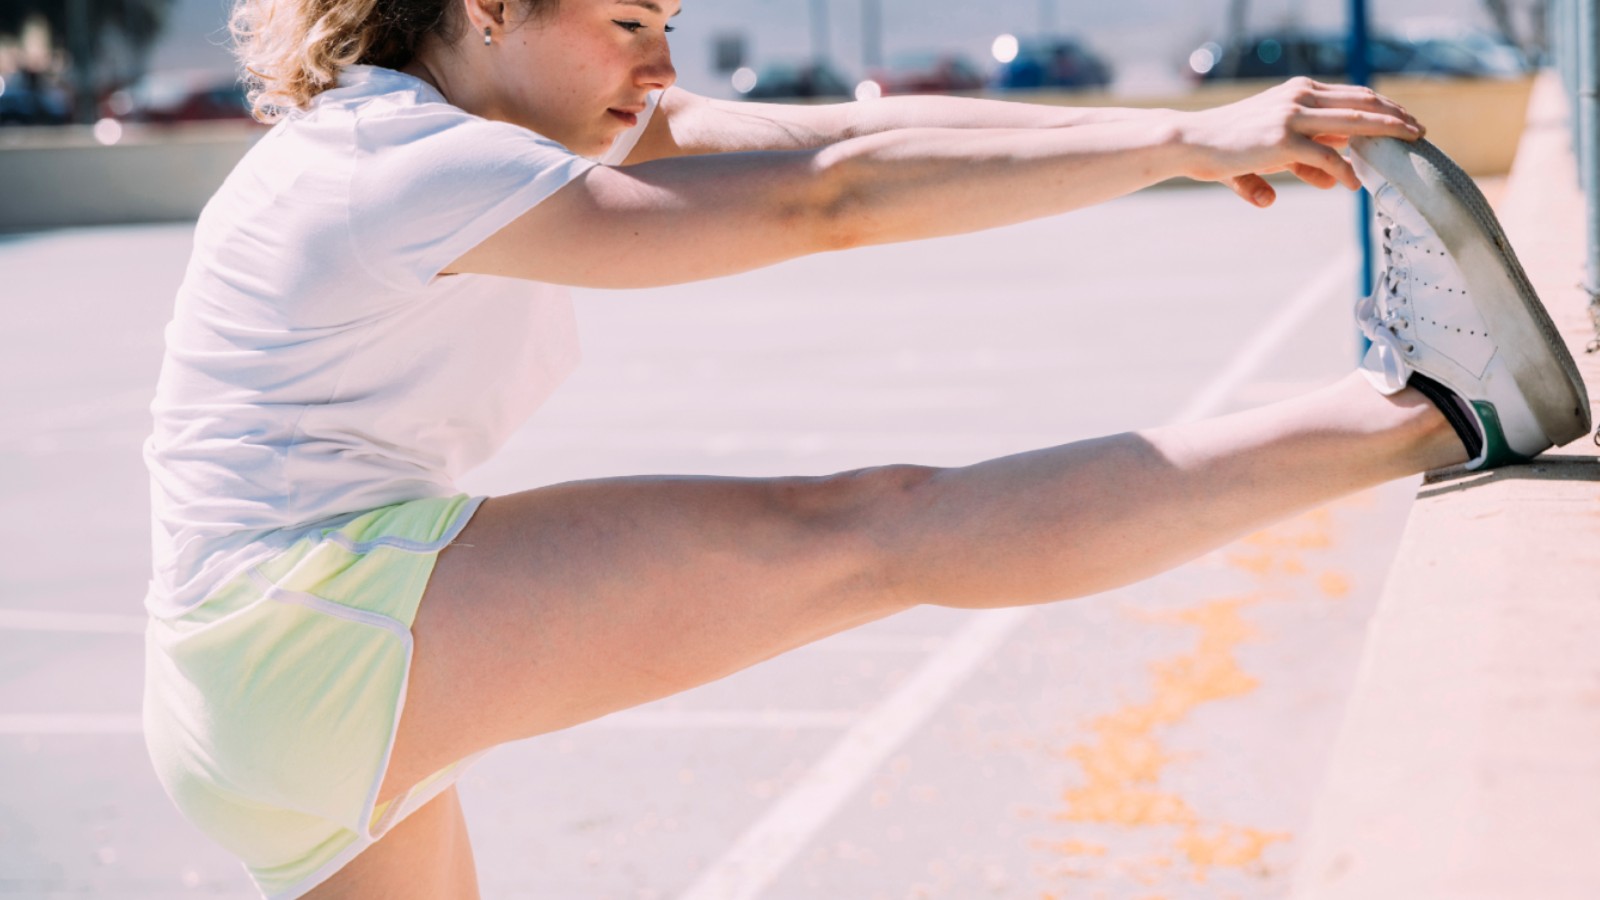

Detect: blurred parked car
992,37,1113,91
0,70,71,125
1188,30,1529,83
1399,23,1529,77
737,62,854,100
102,70,254,123
866,51,986,95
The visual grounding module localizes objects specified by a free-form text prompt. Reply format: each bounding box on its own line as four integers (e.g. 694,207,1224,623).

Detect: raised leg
368,371,1462,847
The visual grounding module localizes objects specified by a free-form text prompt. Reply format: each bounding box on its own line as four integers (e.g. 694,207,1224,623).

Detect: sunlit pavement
0,178,1443,898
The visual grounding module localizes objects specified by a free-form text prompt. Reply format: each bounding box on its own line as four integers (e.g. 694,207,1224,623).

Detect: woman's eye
614,20,674,34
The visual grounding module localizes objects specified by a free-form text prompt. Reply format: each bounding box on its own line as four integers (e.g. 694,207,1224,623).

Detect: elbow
804,143,877,253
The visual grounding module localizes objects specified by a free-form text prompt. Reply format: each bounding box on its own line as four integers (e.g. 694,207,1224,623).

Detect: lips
607,108,640,127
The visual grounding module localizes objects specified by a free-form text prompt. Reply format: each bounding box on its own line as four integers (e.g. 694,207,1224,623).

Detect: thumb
1230,174,1276,208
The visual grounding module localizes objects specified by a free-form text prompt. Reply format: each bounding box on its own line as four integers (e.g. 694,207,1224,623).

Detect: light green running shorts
142,493,492,898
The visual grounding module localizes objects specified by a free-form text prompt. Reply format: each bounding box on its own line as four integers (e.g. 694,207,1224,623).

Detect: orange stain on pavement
1317,570,1351,599
1175,822,1290,883
1035,495,1374,893
1034,838,1108,857
1056,597,1260,829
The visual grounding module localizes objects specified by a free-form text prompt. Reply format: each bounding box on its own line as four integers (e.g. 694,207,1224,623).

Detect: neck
400,56,449,101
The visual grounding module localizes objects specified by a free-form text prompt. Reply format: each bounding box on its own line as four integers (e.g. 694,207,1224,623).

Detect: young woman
140,0,1589,896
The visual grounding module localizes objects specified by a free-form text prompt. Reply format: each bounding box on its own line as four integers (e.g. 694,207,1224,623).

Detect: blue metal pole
1564,0,1582,176
1350,0,1372,363
1579,0,1600,337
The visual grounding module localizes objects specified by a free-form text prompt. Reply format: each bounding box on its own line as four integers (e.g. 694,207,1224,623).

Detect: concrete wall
0,74,1534,233
0,122,268,233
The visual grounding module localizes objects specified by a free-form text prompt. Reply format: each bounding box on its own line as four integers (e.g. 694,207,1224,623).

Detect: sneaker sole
1349,135,1592,449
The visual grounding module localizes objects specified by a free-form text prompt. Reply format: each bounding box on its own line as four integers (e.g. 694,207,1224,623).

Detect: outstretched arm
442,79,1423,289
626,81,1423,206
624,87,1175,161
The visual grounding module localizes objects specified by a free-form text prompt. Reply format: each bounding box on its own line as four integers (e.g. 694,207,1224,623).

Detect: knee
769,464,942,607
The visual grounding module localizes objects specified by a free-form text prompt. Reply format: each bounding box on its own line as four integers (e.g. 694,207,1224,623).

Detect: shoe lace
1355,208,1415,393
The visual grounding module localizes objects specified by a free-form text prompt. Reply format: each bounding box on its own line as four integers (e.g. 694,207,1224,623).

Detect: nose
636,38,676,91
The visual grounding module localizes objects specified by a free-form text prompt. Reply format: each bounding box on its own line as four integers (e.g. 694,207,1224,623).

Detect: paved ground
0,178,1440,898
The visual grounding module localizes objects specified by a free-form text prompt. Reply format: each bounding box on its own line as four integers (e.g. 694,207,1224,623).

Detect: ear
462,0,509,29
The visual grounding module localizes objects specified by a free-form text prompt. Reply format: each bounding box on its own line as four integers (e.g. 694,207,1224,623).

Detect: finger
1230,173,1276,208
1289,162,1339,189
1291,107,1422,141
1312,134,1350,148
1291,138,1361,191
1304,84,1426,135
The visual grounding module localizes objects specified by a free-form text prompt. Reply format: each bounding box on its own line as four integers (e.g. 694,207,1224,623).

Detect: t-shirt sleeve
596,89,661,166
347,105,600,291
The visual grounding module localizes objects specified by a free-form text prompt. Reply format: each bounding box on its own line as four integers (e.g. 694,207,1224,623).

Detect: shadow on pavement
1417,453,1600,499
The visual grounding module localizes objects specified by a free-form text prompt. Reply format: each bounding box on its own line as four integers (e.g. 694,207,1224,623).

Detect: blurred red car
865,51,986,95
102,70,256,123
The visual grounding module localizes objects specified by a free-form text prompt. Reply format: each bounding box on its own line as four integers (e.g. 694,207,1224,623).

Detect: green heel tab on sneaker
1467,398,1531,469
1407,371,1528,470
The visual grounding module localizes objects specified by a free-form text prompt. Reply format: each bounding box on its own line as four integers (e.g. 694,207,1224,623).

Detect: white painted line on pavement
592,709,859,730
1171,251,1357,425
1,388,154,439
804,634,945,653
0,609,147,634
0,709,860,736
0,715,144,735
677,608,1029,900
677,253,1357,900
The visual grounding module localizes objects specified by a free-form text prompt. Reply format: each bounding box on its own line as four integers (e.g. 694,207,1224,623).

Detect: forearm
813,118,1188,249
835,94,1177,138
637,87,1177,160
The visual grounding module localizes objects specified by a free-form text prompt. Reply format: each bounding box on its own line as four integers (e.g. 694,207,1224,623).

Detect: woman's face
492,0,679,157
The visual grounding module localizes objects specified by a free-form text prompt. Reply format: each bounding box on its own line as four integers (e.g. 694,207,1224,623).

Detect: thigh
376,469,921,808
303,785,478,899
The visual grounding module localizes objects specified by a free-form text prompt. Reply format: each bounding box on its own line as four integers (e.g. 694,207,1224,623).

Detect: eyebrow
617,0,682,16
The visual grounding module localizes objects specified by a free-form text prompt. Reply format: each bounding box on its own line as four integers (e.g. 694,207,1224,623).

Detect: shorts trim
319,529,468,556
246,570,413,643
271,747,494,900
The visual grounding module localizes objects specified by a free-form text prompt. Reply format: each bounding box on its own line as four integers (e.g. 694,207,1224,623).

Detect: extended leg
883,371,1464,608
371,372,1460,818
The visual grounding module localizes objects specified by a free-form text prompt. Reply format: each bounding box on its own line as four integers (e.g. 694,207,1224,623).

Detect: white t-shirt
143,65,659,618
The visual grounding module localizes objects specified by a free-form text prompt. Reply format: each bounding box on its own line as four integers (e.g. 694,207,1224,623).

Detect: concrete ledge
0,121,268,233
1290,70,1600,899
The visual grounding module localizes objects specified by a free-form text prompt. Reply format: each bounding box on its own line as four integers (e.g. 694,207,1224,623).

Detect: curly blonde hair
228,0,547,122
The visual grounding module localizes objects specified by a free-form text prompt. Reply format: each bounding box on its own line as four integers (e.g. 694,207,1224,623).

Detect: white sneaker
1349,135,1591,470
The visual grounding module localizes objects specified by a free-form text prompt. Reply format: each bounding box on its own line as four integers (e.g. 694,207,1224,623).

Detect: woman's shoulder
315,66,561,151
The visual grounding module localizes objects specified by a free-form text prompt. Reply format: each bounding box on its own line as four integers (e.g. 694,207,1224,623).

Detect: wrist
1164,109,1209,180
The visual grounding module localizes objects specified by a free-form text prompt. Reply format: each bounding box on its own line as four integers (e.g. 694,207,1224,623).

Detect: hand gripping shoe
1349,135,1591,470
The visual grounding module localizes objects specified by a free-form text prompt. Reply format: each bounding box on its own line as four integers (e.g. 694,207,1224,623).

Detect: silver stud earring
483,26,492,46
